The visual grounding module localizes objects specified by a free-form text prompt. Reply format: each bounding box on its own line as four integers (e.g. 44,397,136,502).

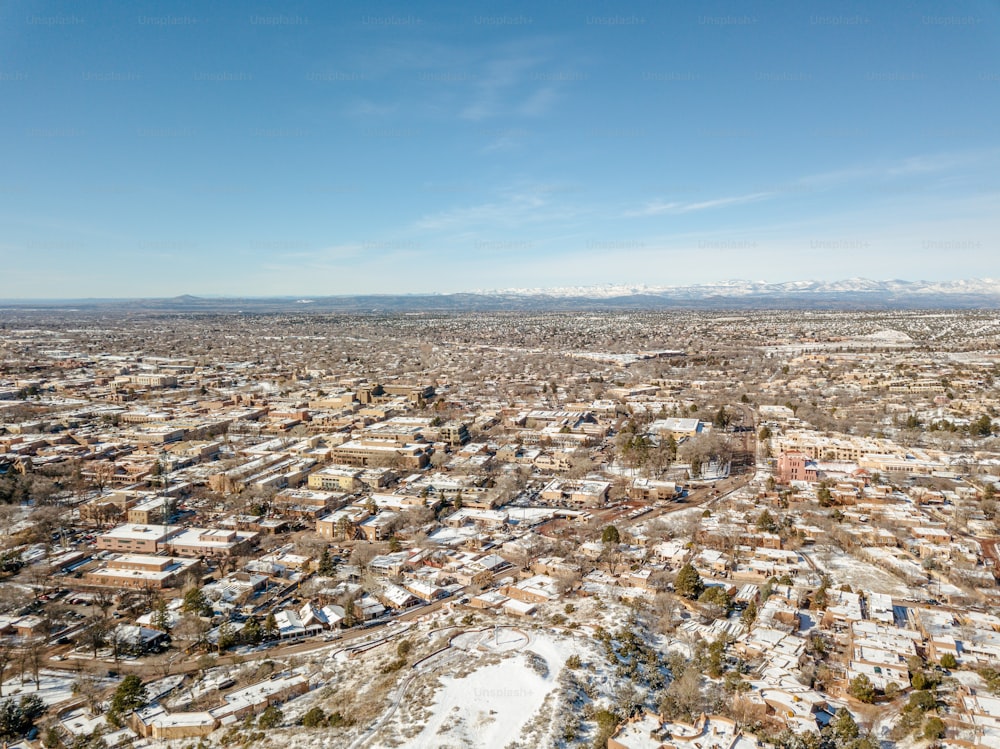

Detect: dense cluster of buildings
1,309,999,747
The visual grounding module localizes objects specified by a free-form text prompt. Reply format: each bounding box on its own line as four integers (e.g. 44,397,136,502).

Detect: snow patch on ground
808,546,913,597
1,669,104,707
374,631,573,749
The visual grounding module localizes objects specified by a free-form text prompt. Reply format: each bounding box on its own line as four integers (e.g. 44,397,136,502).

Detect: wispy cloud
412,183,583,234
345,100,396,118
460,54,546,121
798,148,1000,188
414,192,546,231
481,135,522,153
517,86,558,117
626,191,772,217
334,36,575,125
457,37,577,121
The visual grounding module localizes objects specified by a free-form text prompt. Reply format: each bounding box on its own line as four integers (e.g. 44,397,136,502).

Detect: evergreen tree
698,586,732,615
0,695,45,741
182,587,211,617
830,707,859,742
922,716,945,740
258,705,283,729
675,563,704,599
970,414,994,436
216,621,236,653
152,598,171,632
848,674,876,703
263,612,278,640
665,434,678,461
713,407,730,429
756,509,778,533
812,578,830,610
242,616,262,645
318,548,335,576
106,675,147,727
817,482,833,506
301,706,327,727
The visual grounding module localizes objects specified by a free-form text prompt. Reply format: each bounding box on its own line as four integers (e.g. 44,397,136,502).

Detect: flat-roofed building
272,488,346,519
127,495,171,524
307,465,364,492
358,511,400,541
777,451,818,484
207,674,309,722
628,478,682,502
502,574,560,603
119,373,177,388
166,528,258,558
380,383,435,403
539,478,610,507
96,524,182,554
330,438,430,469
437,421,470,447
316,507,370,540
84,554,198,589
131,707,216,741
648,417,704,438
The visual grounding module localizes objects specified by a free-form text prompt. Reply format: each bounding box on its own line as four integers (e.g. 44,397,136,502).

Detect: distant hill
3,278,1000,313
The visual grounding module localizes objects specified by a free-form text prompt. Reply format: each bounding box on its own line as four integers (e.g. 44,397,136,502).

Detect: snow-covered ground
808,546,915,597
1,669,112,706
452,627,530,653
393,633,570,749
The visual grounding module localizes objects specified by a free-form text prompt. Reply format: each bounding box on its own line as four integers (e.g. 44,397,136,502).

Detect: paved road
44,595,457,677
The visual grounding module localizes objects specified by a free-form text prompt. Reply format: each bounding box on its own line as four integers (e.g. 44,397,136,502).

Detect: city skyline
2,0,999,297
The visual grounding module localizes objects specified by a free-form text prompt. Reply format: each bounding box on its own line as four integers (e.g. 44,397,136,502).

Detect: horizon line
2,276,999,303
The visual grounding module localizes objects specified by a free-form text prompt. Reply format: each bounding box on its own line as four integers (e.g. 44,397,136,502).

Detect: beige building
96,524,182,554
628,478,681,502
166,528,258,558
539,478,610,507
127,496,171,524
307,465,365,492
84,554,197,589
316,507,370,540
272,488,346,519
330,438,431,469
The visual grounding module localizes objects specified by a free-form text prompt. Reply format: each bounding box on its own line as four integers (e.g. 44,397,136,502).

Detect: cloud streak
413,187,575,232
626,191,773,217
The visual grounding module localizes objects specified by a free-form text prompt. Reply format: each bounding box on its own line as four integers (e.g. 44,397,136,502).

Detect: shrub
301,706,327,728
906,690,936,713
923,716,946,740
0,695,46,741
698,586,731,612
848,674,876,703
381,658,406,674
257,705,283,729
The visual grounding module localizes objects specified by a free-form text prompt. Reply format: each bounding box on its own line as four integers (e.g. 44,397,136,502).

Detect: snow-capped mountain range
479,278,1000,299
8,279,1000,312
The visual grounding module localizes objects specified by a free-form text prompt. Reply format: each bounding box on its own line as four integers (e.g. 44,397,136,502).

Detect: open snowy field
393,632,570,749
1,668,113,707
807,546,914,597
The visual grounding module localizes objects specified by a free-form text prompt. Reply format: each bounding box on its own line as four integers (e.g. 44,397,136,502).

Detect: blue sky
2,0,999,297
